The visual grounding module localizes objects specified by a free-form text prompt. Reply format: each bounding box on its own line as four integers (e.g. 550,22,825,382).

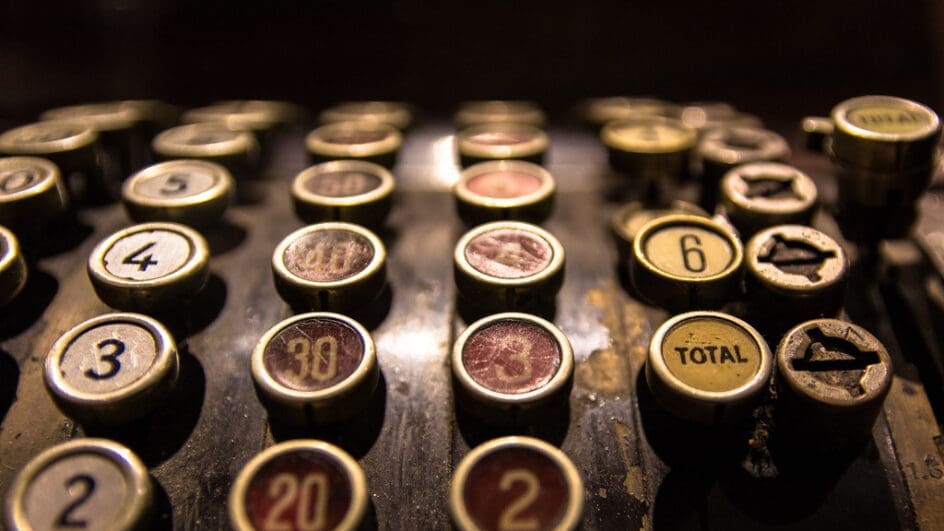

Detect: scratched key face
464,228,553,279
283,229,375,282
263,317,365,392
244,449,354,531
461,446,570,531
461,318,562,394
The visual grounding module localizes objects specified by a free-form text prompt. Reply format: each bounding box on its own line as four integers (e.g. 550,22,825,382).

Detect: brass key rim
228,439,368,531
320,101,413,130
721,162,818,217
291,159,395,208
41,102,143,132
746,224,848,294
88,221,211,292
0,120,99,155
601,116,697,154
272,222,387,290
633,214,743,284
449,436,584,531
454,160,555,209
43,313,179,411
153,122,259,158
305,121,403,159
451,312,574,405
648,311,772,403
455,100,546,128
456,122,549,160
776,318,893,407
5,438,153,531
123,159,235,209
832,95,941,143
0,156,63,204
251,312,378,403
454,220,565,288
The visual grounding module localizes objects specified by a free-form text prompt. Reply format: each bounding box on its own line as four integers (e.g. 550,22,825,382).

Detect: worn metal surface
0,117,941,530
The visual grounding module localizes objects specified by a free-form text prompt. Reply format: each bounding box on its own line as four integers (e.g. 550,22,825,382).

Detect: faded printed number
679,234,706,273
122,242,159,272
498,469,540,531
159,174,189,195
495,335,533,385
84,338,125,380
54,474,96,528
905,455,944,481
286,336,338,383
263,472,330,531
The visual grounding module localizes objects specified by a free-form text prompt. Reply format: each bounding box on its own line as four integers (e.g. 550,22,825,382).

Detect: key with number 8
44,313,179,424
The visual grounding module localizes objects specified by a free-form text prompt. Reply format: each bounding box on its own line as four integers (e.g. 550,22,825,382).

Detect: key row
3,435,583,531
39,305,892,448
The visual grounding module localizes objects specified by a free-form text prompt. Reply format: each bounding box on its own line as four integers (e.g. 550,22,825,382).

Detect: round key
830,95,941,173
452,313,573,421
720,162,818,237
44,313,179,424
746,225,848,322
152,122,259,178
0,121,101,183
251,312,379,425
450,436,583,531
697,125,789,209
454,160,555,226
0,226,28,307
601,116,696,182
454,221,565,310
42,102,150,175
4,438,153,531
674,101,738,130
229,440,368,531
272,222,386,312
0,156,69,230
87,222,211,312
776,319,893,446
610,201,708,267
647,311,772,424
320,101,413,130
291,160,395,228
456,122,549,166
305,121,402,168
581,96,679,128
183,100,303,131
122,160,234,227
41,102,142,134
455,101,546,128
823,95,942,241
630,214,743,311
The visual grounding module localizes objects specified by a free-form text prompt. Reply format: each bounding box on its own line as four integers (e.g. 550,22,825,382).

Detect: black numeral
85,338,125,380
160,174,189,195
680,234,706,273
122,242,159,271
55,474,96,528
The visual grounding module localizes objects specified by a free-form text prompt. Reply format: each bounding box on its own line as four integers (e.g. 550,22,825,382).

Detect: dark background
1,0,942,121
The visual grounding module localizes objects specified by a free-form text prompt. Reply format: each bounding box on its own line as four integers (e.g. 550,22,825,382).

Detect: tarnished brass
776,318,893,446
0,156,69,230
745,225,848,322
610,201,708,267
456,122,548,166
720,162,818,236
122,160,234,227
152,123,259,179
630,214,743,310
647,311,772,424
305,121,402,167
291,160,395,228
454,100,546,128
581,96,680,128
0,226,27,306
601,116,696,185
453,160,555,225
320,101,413,130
